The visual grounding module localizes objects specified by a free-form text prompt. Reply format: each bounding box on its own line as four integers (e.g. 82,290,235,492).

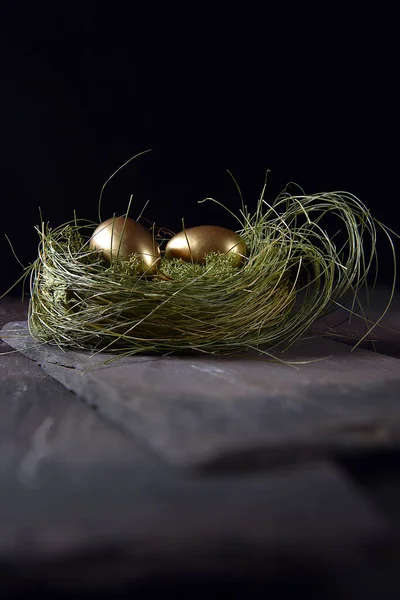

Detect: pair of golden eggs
90,217,247,275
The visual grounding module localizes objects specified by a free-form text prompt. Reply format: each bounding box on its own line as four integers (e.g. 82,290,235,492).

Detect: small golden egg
165,225,247,266
90,216,161,275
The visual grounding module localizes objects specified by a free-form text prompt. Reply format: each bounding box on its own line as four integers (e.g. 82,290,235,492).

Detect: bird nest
24,181,397,359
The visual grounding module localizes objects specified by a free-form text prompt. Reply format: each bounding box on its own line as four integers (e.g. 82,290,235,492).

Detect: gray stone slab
2,320,400,467
0,462,388,582
0,305,162,476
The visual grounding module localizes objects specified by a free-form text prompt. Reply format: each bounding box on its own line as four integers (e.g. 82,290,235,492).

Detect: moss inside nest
21,179,398,359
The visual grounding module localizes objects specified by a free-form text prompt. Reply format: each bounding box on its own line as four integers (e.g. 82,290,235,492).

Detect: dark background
1,5,398,295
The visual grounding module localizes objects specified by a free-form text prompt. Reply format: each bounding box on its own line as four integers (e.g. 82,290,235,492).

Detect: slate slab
0,462,389,587
0,306,160,477
2,320,400,468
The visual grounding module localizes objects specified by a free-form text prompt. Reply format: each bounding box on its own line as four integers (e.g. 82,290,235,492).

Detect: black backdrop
1,4,398,294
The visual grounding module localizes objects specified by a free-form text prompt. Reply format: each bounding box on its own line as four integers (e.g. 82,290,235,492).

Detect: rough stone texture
1,296,400,594
0,301,161,475
3,317,400,468
0,462,389,584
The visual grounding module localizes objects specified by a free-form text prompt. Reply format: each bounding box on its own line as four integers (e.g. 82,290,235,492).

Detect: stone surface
0,462,388,583
1,297,400,594
3,318,400,468
0,301,160,476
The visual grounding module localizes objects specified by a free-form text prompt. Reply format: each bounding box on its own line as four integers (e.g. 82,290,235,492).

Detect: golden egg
90,216,161,275
165,225,247,266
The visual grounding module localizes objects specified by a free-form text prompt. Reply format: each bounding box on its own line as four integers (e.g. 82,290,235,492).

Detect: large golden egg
90,216,161,275
165,225,247,265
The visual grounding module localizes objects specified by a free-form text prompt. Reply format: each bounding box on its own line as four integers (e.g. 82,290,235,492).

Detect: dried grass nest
19,170,397,361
